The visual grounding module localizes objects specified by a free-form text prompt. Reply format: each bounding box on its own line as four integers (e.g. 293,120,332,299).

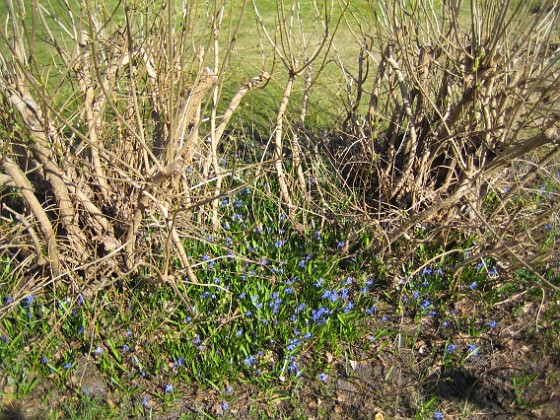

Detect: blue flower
122,345,130,352
244,355,256,366
446,344,456,354
467,344,479,355
488,320,497,328
318,372,328,383
488,266,498,277
63,362,72,370
164,384,173,393
4,296,13,304
303,332,312,339
175,358,184,367
286,338,301,352
336,240,345,248
311,306,330,324
94,346,103,354
225,386,234,394
221,401,229,411
236,329,243,337
433,412,444,419
468,281,478,290
275,239,286,248
142,397,149,407
343,302,353,312
314,278,323,288
421,267,433,276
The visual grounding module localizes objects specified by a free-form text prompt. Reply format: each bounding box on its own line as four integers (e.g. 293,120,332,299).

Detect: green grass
1,172,559,417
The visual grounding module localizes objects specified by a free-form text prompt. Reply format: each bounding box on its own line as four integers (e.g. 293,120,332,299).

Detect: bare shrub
334,0,559,268
0,0,268,288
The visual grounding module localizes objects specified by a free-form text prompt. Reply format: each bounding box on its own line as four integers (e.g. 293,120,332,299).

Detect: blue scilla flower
343,302,353,312
318,372,328,383
244,355,256,366
421,267,433,276
298,260,306,269
314,278,323,288
4,296,13,304
365,306,376,315
336,240,345,248
467,344,479,355
296,303,306,313
286,338,301,352
311,306,330,324
468,281,478,290
433,412,444,420
420,300,431,310
446,344,456,354
164,384,173,393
